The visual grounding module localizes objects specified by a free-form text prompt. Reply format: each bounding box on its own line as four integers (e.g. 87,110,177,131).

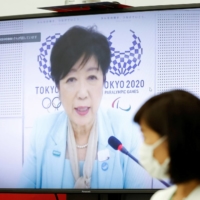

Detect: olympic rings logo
42,97,61,112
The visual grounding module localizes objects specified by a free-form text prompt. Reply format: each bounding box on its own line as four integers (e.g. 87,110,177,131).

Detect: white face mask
139,136,170,180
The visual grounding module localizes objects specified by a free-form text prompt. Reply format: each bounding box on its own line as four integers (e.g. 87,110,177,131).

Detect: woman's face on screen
59,55,104,127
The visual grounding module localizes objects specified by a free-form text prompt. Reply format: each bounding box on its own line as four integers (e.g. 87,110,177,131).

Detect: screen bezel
0,3,200,194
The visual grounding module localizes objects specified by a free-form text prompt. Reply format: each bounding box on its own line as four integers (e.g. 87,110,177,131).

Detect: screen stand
67,193,121,200
67,194,99,200
67,193,153,200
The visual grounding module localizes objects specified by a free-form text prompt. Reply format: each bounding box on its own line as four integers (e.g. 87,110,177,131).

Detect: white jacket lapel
97,108,117,188
44,112,67,188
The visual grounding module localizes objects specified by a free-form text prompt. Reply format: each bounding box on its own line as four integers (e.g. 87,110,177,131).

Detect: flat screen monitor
0,3,200,194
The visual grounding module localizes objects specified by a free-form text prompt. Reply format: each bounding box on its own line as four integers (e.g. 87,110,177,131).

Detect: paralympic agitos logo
112,97,131,112
37,30,143,80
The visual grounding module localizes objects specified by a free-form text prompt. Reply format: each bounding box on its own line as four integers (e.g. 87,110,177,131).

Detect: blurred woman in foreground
134,90,200,200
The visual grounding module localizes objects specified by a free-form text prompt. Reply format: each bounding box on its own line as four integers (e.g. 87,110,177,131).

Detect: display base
67,193,154,200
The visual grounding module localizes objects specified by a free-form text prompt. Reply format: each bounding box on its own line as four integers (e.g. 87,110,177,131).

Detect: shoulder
189,185,200,199
98,107,133,133
150,186,177,200
35,111,67,124
33,111,67,132
98,107,141,148
32,111,67,139
98,107,133,126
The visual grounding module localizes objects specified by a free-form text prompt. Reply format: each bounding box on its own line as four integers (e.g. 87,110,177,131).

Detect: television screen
0,4,200,193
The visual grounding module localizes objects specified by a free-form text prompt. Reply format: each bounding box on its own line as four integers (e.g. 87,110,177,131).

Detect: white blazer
18,107,163,189
151,185,200,200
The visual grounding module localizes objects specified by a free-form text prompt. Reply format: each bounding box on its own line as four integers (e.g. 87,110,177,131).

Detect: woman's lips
75,107,90,116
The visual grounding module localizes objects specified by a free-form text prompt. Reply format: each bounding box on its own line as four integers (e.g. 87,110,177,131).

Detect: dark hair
50,25,111,86
134,90,200,184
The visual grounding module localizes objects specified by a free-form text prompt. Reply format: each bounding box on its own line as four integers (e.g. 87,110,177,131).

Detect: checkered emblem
108,30,143,76
38,34,62,80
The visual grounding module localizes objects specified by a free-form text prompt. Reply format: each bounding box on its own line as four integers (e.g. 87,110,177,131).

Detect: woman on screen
134,90,200,199
18,25,156,189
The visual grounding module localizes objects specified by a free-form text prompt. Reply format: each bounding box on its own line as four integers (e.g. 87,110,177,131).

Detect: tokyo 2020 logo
37,30,143,79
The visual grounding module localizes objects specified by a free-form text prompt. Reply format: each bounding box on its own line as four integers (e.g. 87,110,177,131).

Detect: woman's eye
88,75,97,81
66,77,76,83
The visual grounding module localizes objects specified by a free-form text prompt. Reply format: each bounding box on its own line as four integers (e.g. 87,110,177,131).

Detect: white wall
0,0,200,17
0,0,63,16
126,0,200,6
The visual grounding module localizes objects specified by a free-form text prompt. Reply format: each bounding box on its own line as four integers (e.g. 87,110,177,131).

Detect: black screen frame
0,3,200,194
